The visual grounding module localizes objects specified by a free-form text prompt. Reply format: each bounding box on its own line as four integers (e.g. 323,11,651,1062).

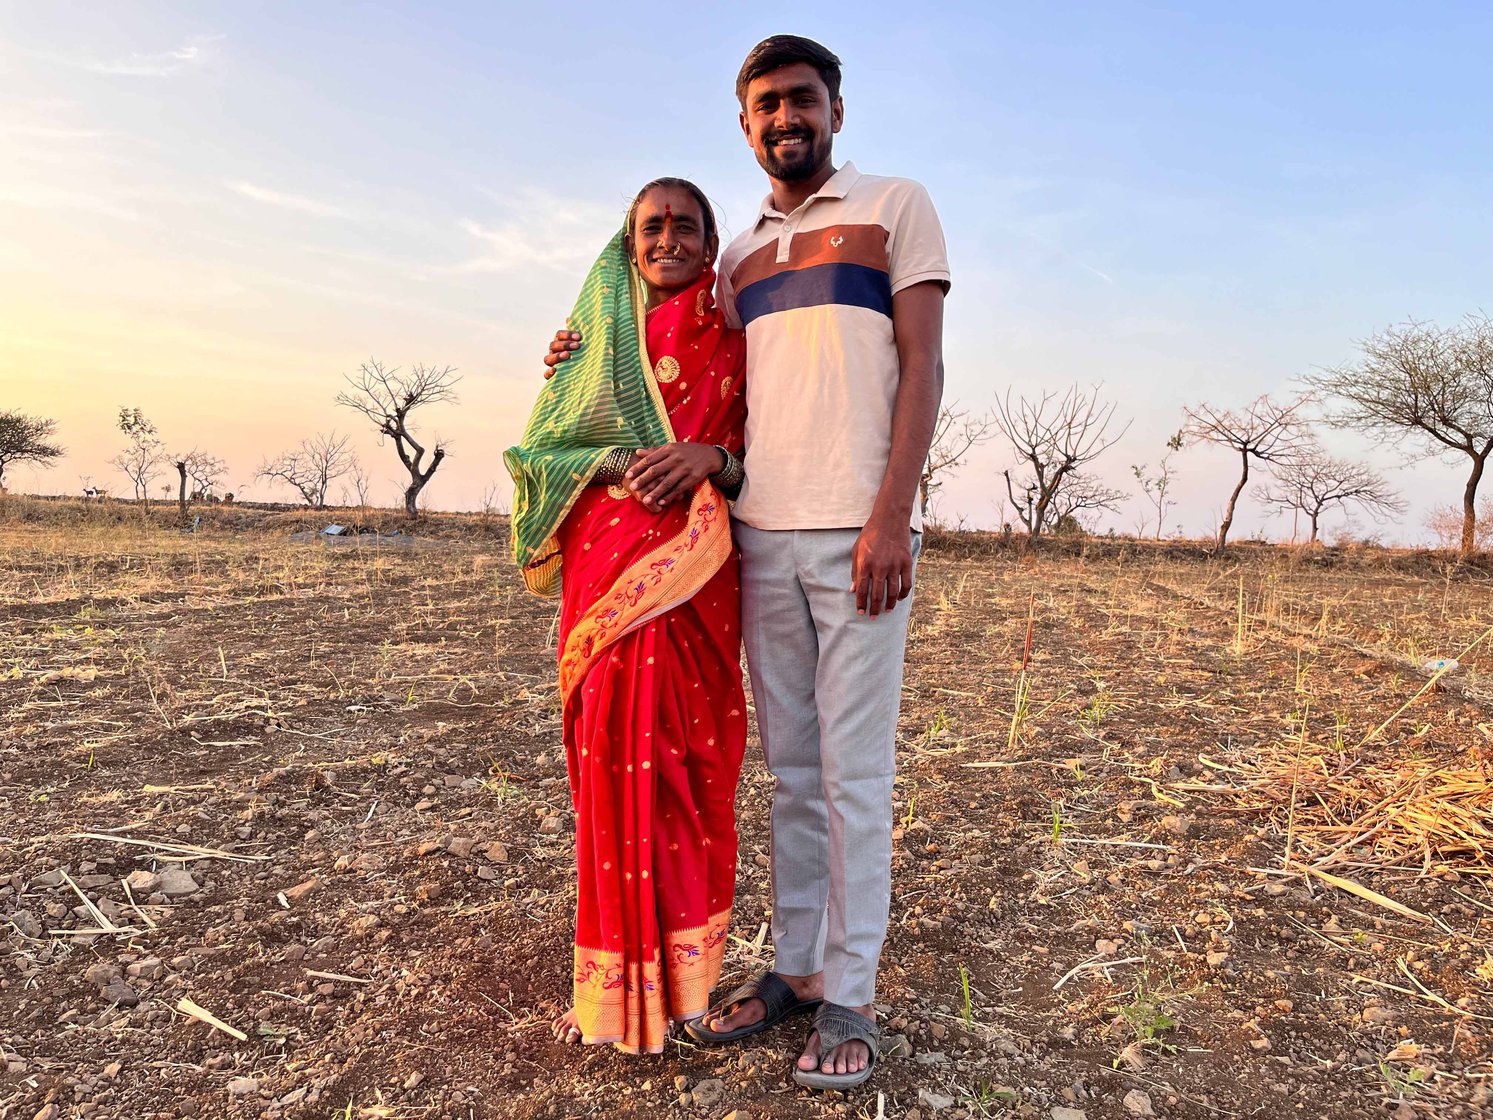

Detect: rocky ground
2,508,1490,1119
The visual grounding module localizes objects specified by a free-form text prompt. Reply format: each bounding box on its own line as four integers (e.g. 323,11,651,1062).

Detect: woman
504,179,748,1054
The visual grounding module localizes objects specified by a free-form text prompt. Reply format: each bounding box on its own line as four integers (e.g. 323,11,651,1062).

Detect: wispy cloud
3,125,117,141
228,181,352,220
443,188,622,274
44,35,223,78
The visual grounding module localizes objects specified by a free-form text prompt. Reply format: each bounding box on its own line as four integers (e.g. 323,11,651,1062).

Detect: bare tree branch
920,403,996,513
1183,393,1312,552
1255,441,1405,543
257,433,356,509
994,384,1131,539
1305,314,1493,556
336,360,460,517
0,411,64,490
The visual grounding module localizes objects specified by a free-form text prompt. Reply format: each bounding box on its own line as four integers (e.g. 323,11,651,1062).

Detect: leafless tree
920,403,996,511
1255,443,1405,543
1306,315,1493,557
111,407,165,504
337,361,460,517
1130,431,1185,540
0,411,64,490
1047,473,1129,532
1183,394,1311,552
1425,498,1493,552
258,432,357,509
995,384,1130,540
171,451,228,520
348,460,373,510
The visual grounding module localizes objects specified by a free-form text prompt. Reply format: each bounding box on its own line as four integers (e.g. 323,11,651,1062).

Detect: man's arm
851,280,945,617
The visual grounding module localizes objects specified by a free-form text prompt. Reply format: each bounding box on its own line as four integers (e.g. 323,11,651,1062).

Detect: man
546,36,947,1088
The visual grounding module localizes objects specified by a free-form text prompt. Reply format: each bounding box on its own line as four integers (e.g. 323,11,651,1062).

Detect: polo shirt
718,162,950,531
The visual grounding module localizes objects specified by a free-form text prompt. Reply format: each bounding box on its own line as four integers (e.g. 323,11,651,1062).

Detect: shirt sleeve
887,181,951,296
716,261,743,330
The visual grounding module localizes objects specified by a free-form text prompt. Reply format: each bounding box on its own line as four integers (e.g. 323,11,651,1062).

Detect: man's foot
796,1003,874,1075
700,971,823,1035
552,1007,583,1044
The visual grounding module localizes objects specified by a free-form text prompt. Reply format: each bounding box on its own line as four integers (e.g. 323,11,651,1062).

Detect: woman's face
628,185,714,298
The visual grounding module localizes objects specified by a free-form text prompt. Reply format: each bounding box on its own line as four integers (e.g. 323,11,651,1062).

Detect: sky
4,2,1492,542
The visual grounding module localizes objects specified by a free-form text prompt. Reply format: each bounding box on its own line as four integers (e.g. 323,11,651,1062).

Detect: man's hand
850,512,914,618
626,443,726,510
543,329,582,379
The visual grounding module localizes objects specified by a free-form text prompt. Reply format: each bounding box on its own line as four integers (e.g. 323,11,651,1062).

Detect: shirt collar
755,162,861,226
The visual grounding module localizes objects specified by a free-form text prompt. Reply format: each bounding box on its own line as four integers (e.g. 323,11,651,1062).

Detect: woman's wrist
710,445,745,494
593,447,637,486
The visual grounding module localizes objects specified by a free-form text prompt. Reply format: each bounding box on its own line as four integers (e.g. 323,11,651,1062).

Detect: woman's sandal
684,971,823,1044
792,1002,881,1091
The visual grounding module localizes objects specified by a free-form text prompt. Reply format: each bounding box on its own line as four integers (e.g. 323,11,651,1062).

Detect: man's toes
798,1032,822,1071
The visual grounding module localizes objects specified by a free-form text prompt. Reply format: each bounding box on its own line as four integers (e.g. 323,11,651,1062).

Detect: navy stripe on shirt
736,262,893,327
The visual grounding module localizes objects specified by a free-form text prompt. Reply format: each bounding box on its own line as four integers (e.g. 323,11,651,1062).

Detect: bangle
710,445,745,494
594,447,636,485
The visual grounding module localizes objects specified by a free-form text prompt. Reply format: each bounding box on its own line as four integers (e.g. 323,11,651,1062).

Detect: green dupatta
503,228,674,596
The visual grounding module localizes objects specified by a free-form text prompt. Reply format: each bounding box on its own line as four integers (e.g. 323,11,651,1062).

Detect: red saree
555,271,747,1053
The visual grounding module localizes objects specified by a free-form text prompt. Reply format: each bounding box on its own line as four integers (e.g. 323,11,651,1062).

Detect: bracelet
711,445,745,495
593,447,637,485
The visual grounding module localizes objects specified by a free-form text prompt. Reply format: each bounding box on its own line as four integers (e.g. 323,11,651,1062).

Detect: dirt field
3,501,1491,1120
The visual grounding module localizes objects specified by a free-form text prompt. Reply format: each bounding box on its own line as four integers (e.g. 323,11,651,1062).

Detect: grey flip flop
792,1002,881,1091
684,971,822,1044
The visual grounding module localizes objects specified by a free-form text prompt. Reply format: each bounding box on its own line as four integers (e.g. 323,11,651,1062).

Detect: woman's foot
552,1007,583,1044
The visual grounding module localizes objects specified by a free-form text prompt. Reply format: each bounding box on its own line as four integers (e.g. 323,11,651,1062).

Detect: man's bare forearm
871,281,946,524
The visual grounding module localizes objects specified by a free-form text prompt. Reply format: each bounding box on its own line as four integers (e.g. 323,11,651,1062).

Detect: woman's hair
735,35,842,108
624,177,718,254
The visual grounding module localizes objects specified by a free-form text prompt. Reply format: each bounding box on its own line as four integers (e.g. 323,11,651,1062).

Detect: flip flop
792,1002,880,1091
684,971,822,1044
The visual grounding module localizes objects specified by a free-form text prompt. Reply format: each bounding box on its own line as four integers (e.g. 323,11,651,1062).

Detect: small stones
403,1071,425,1090
282,878,320,903
484,842,509,863
155,868,200,898
1122,1089,1155,1116
918,1088,956,1112
125,957,165,981
537,816,565,836
1095,938,1121,958
1052,1109,1088,1120
7,910,42,939
99,980,139,1007
123,869,159,894
444,836,475,858
84,962,121,989
690,1078,725,1108
881,1033,913,1059
226,1076,260,1096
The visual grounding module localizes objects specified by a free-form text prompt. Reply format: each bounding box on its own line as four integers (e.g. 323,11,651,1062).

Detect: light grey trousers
735,523,920,1007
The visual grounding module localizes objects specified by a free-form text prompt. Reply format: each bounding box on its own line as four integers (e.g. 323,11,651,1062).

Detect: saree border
556,480,732,703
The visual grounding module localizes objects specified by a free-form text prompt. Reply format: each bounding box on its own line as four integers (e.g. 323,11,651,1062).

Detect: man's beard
758,130,828,181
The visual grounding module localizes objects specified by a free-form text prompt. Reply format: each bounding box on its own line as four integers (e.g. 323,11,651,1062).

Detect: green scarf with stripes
503,228,673,596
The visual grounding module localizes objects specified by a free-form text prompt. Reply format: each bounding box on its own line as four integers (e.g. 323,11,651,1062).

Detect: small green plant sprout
1007,674,1032,749
1051,800,1064,845
904,791,917,830
1109,955,1194,1060
1377,1060,1427,1099
959,963,975,1028
961,1081,1020,1115
480,755,519,800
1078,684,1114,732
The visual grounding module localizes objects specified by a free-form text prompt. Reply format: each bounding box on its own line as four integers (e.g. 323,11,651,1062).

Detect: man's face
739,62,842,183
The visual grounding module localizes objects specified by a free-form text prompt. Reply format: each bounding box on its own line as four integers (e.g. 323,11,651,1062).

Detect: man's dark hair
624,177,718,252
735,35,842,108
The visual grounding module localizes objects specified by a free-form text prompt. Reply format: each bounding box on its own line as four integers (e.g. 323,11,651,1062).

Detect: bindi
663,204,673,219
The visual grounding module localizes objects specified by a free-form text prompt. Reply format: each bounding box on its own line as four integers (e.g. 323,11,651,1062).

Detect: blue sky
4,2,1491,540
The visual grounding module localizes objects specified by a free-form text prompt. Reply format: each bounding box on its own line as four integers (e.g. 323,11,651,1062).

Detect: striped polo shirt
719,163,950,531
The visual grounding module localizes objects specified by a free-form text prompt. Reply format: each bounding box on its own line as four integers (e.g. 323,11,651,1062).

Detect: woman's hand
543,329,581,379
626,443,726,510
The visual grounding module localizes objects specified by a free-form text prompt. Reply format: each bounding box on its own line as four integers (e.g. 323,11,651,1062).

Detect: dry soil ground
2,504,1491,1120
